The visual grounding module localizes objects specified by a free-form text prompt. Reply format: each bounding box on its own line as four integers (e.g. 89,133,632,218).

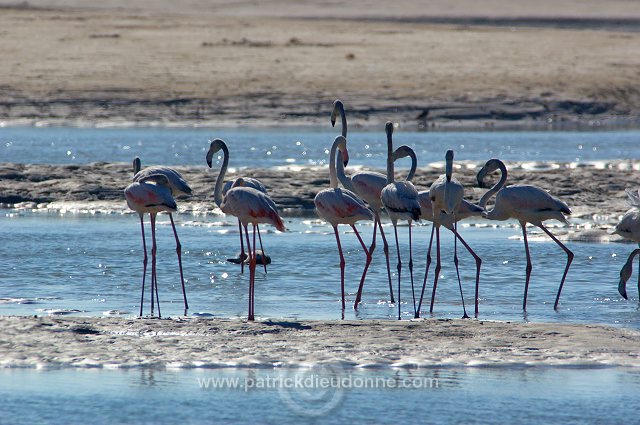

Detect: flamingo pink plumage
477,158,573,310
208,138,285,321
315,135,374,317
124,165,178,317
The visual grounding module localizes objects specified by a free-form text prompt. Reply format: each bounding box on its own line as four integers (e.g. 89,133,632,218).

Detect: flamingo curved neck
479,160,508,210
625,248,640,269
406,149,417,182
336,151,356,192
329,139,341,189
213,143,230,207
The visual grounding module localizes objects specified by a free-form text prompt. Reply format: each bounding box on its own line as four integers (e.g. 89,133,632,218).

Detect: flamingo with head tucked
208,139,285,321
206,140,270,274
131,157,190,313
124,167,178,317
477,158,573,310
332,99,395,305
315,135,374,317
380,122,421,320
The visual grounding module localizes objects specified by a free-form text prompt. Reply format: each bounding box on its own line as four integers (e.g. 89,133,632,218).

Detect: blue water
1,127,639,167
1,367,639,424
1,211,638,327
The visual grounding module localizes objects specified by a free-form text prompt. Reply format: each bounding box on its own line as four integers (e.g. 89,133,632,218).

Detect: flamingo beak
342,149,349,167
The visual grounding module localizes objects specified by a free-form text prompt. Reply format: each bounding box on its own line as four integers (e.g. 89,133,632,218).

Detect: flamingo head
477,158,502,188
132,157,141,175
385,121,394,136
231,177,245,188
331,99,343,127
392,145,412,161
206,138,226,168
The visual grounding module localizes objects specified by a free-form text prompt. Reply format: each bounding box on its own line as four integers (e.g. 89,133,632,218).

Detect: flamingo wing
134,166,192,196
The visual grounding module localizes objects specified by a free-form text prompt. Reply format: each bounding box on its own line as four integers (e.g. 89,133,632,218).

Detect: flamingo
132,157,190,312
208,138,285,321
124,168,178,317
419,150,482,319
380,122,421,320
619,249,640,300
613,188,640,298
315,135,374,316
477,158,573,310
206,139,270,274
331,99,394,304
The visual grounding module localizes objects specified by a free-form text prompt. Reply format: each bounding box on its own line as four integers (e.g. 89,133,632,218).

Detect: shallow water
1,367,639,424
1,211,638,327
1,127,639,167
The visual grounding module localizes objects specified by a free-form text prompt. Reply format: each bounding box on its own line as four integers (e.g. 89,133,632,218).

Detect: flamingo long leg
251,224,258,320
376,214,395,303
257,225,268,274
238,220,246,274
408,221,417,316
429,226,442,314
169,214,188,312
416,224,435,318
392,220,402,320
353,224,372,309
450,219,471,319
333,226,346,315
138,214,148,317
538,223,574,310
243,223,254,320
450,224,482,318
150,213,161,318
521,222,533,311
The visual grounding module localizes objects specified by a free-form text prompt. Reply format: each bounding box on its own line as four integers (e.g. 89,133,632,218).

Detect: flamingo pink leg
376,214,395,303
138,214,148,317
450,224,482,318
429,225,442,314
150,213,161,318
353,224,372,309
416,223,435,318
450,218,470,319
392,220,402,320
332,226,347,314
408,221,417,316
169,214,188,312
243,223,255,321
521,222,533,311
251,224,258,319
538,223,574,310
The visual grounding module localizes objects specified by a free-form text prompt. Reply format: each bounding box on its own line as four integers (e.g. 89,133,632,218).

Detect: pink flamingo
477,158,573,310
132,158,190,312
209,139,285,321
380,122,421,320
206,139,270,274
422,150,482,319
315,135,374,317
124,167,178,317
332,100,394,304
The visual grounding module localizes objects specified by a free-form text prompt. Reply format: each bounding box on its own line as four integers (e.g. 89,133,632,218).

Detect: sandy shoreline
1,1,640,128
0,316,638,369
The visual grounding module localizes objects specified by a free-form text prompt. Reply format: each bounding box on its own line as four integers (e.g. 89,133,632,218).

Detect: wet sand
0,316,638,369
1,160,639,241
1,1,640,128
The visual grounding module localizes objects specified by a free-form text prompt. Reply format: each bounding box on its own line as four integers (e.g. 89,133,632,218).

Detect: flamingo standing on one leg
423,150,482,319
331,99,395,304
477,158,574,310
315,135,374,317
133,158,190,312
206,139,270,274
612,188,640,298
380,122,421,320
208,139,285,321
124,172,177,317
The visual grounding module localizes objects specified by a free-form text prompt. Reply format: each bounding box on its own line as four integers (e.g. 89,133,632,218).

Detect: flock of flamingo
124,100,640,321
